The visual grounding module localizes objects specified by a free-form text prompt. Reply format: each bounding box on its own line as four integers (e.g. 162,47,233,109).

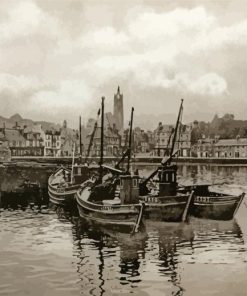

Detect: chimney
193,120,199,128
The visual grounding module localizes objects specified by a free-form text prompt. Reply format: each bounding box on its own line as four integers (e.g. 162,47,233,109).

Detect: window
133,179,137,187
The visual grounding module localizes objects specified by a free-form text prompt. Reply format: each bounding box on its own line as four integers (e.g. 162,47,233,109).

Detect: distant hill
0,113,61,131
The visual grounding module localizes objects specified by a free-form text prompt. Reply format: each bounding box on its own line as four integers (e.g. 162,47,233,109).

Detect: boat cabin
72,164,90,184
158,165,177,196
119,174,140,204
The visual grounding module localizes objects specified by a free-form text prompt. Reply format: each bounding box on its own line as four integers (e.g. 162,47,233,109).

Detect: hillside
0,113,61,131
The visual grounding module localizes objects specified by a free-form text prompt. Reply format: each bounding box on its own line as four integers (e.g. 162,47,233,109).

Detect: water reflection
69,211,245,296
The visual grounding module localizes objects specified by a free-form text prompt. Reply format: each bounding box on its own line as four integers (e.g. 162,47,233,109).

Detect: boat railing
50,183,80,193
78,196,139,212
194,195,241,203
140,194,189,203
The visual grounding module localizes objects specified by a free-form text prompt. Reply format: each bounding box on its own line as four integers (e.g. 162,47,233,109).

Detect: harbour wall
8,156,247,166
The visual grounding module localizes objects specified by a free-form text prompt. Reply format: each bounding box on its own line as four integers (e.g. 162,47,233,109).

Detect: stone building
154,123,173,156
214,137,247,158
192,137,215,158
153,122,192,157
0,123,44,157
44,129,61,157
86,126,121,157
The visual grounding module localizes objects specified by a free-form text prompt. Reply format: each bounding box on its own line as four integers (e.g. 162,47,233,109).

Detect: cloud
32,80,93,110
0,1,60,45
0,1,247,127
128,7,215,40
188,73,228,96
82,27,129,49
0,73,47,97
74,5,247,98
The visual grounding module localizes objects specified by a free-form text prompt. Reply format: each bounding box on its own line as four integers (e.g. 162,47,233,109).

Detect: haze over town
0,0,247,129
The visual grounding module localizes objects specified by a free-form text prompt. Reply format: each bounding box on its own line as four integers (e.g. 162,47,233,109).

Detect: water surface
0,164,247,296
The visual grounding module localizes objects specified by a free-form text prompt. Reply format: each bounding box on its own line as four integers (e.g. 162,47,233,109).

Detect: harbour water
0,164,247,296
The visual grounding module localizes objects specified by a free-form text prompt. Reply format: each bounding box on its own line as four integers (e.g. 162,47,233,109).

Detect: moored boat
48,165,91,206
138,100,193,222
178,184,245,220
48,110,101,207
76,97,145,232
139,164,193,222
139,98,245,221
76,178,145,230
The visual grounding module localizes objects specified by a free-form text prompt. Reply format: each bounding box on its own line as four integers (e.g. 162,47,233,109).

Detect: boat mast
79,115,82,157
167,99,183,165
71,142,75,183
140,99,184,187
99,97,105,182
127,107,134,174
85,108,100,163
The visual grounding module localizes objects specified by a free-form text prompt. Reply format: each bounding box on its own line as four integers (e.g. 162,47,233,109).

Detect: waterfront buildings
192,136,247,158
86,126,121,157
0,123,44,157
44,129,61,157
153,122,192,157
192,137,215,158
214,137,247,158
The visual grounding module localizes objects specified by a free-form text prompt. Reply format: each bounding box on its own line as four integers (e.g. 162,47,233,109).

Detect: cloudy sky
0,0,247,129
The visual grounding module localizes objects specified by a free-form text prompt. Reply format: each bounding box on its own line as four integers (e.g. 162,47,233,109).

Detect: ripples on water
0,164,247,296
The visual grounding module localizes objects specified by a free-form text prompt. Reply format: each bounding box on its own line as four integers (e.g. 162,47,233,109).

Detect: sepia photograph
0,0,247,295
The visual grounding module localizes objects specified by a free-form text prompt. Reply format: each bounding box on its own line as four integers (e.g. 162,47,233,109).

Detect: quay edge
8,156,247,166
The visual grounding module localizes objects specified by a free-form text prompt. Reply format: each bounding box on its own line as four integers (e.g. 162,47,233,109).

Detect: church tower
113,86,124,131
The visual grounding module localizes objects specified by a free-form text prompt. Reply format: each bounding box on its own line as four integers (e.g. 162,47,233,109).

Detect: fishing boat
139,99,245,221
76,176,145,230
138,99,193,222
178,184,245,220
82,102,192,223
48,164,91,206
76,97,145,232
48,110,101,207
139,164,193,222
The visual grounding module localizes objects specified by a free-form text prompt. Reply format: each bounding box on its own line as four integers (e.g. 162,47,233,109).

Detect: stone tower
113,86,124,131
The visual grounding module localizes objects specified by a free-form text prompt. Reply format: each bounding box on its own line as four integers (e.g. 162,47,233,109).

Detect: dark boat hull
191,194,244,220
76,187,141,228
178,184,245,220
140,195,189,222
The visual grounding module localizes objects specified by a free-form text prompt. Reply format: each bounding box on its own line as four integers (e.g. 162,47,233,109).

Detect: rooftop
215,138,247,146
4,129,25,143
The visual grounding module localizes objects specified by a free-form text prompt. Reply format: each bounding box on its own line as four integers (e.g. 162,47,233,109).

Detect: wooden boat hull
178,185,245,220
48,168,80,206
48,184,78,206
76,187,142,228
140,195,189,222
191,194,244,220
48,165,92,207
